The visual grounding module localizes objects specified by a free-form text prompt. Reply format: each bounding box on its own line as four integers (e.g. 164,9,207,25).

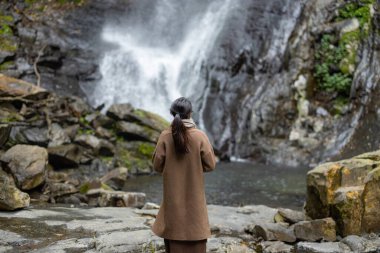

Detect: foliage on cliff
313,0,375,104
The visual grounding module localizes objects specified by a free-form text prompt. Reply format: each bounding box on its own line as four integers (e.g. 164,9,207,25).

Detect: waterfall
90,0,234,119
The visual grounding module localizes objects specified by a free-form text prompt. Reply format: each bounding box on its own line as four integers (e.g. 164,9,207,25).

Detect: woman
151,97,216,253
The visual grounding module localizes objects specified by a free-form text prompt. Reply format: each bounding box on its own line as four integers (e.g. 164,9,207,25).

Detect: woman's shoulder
188,128,209,139
160,128,172,137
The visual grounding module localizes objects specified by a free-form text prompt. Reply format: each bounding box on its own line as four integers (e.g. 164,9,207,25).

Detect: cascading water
90,0,234,119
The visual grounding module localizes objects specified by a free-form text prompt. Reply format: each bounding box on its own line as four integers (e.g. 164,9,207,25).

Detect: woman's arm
152,134,166,173
201,135,216,172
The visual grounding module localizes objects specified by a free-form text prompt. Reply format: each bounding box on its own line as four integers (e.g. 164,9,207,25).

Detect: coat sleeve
201,134,216,172
152,134,166,173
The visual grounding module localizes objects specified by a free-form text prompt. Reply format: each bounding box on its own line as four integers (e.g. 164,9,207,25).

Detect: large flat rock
0,205,275,252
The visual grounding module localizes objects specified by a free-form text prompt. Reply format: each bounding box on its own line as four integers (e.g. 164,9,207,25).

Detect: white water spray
90,0,234,119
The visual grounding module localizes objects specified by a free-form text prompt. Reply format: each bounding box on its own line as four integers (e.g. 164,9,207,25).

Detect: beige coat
151,127,216,240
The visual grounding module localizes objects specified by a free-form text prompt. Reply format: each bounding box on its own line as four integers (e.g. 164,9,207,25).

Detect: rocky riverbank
0,74,168,210
1,204,380,253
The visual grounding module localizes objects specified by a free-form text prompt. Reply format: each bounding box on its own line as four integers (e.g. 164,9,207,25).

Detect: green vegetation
337,1,374,26
0,15,14,24
313,0,374,113
79,181,113,194
0,15,18,53
77,128,95,135
137,143,155,158
0,61,15,71
314,34,351,95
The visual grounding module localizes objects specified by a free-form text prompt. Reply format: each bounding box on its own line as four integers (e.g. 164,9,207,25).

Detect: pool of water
123,162,308,210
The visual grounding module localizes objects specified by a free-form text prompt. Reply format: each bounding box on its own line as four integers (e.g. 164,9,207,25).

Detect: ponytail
171,113,189,154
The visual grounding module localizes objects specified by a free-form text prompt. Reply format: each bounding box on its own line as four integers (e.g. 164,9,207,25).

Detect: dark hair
170,97,192,154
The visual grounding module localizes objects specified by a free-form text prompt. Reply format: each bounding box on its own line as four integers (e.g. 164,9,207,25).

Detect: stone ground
1,204,380,253
0,204,273,253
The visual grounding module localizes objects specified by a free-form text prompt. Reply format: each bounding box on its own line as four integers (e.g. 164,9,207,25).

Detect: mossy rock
0,61,15,71
306,151,380,236
0,36,18,54
331,186,364,236
133,108,170,132
362,167,380,233
114,141,153,175
114,121,159,143
107,103,169,132
79,180,113,194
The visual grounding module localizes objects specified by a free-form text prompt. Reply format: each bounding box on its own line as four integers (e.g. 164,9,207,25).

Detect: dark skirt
164,239,207,253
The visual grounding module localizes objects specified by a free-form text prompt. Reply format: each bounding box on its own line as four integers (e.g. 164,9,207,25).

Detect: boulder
277,208,306,224
115,121,159,143
48,123,71,147
75,134,115,156
0,144,48,190
0,170,30,210
114,142,153,174
0,74,46,98
44,182,78,198
247,222,296,243
341,235,379,253
0,124,11,147
361,167,380,233
21,127,49,146
48,144,92,168
107,103,169,132
305,150,380,236
295,242,350,253
330,186,364,236
142,202,160,210
260,241,294,253
86,189,146,208
100,167,128,190
293,218,336,242
106,103,134,121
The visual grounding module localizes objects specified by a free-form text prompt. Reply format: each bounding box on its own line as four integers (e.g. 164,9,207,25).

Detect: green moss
314,1,375,97
0,37,18,52
134,108,170,130
337,3,373,27
0,15,14,24
78,128,95,135
137,143,155,158
79,182,113,194
331,96,349,116
0,61,15,71
314,34,352,95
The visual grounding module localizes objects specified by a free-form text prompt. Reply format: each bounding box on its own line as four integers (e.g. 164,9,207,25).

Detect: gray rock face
294,218,336,242
115,121,159,143
95,230,164,253
208,204,278,235
47,144,88,169
295,242,351,253
248,223,296,243
0,144,48,190
0,169,30,211
100,167,128,190
260,241,294,253
341,235,380,253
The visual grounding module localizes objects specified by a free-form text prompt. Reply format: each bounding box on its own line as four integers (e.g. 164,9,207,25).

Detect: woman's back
152,128,216,240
